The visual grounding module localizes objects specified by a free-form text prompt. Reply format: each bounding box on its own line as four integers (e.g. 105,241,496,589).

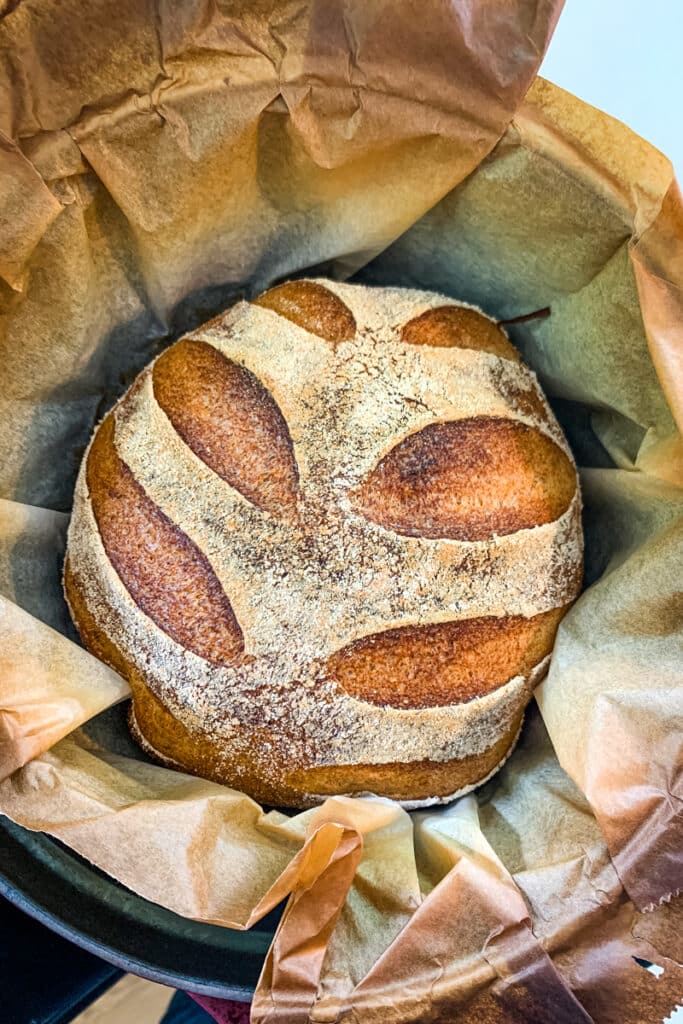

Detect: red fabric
190,993,251,1023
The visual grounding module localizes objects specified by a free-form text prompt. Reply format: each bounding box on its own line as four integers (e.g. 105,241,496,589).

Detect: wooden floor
72,975,174,1023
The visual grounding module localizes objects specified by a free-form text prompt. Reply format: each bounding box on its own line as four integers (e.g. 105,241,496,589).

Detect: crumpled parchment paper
0,2,680,1021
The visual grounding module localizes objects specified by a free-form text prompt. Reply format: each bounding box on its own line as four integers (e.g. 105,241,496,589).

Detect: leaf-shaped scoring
326,607,567,708
153,339,299,514
87,414,244,667
254,280,356,344
401,304,519,360
353,416,577,541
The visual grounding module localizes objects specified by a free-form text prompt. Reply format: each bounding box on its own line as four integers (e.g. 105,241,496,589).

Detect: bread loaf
64,280,583,808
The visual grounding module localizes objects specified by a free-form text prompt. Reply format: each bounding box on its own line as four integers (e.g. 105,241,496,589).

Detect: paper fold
0,2,681,1021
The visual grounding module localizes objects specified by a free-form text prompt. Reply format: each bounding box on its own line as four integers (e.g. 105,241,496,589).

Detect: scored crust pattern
65,280,583,808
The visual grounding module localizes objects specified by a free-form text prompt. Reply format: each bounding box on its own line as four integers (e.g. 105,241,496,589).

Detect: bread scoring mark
401,305,520,361
254,279,356,344
353,417,577,541
326,607,566,709
86,414,244,667
67,461,538,767
65,279,584,797
311,279,492,340
153,339,299,514
197,302,560,493
114,367,582,662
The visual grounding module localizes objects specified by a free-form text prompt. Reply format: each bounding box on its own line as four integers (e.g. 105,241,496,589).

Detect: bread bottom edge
129,700,523,811
66,553,536,810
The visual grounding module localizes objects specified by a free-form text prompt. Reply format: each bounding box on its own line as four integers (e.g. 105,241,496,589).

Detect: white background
540,0,683,177
542,5,682,1020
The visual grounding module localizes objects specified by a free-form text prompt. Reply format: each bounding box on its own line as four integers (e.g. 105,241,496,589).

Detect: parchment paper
0,2,681,1022
362,75,683,913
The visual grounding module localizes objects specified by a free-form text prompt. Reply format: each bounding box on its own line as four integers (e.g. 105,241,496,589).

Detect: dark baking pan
0,807,280,1001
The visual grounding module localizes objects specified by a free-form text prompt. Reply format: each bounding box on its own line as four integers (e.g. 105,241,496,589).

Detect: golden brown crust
326,607,566,709
284,714,523,804
87,415,243,666
503,381,549,422
72,547,524,807
153,339,299,513
68,547,551,808
66,559,284,803
66,280,583,809
64,556,132,679
127,696,283,801
126,691,522,809
401,305,519,360
354,416,577,541
254,280,356,343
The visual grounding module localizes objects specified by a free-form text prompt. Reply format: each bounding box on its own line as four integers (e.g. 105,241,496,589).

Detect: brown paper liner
363,76,683,916
0,2,682,1021
0,596,129,779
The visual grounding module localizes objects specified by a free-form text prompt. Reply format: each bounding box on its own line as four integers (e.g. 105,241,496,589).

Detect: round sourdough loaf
64,280,583,809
